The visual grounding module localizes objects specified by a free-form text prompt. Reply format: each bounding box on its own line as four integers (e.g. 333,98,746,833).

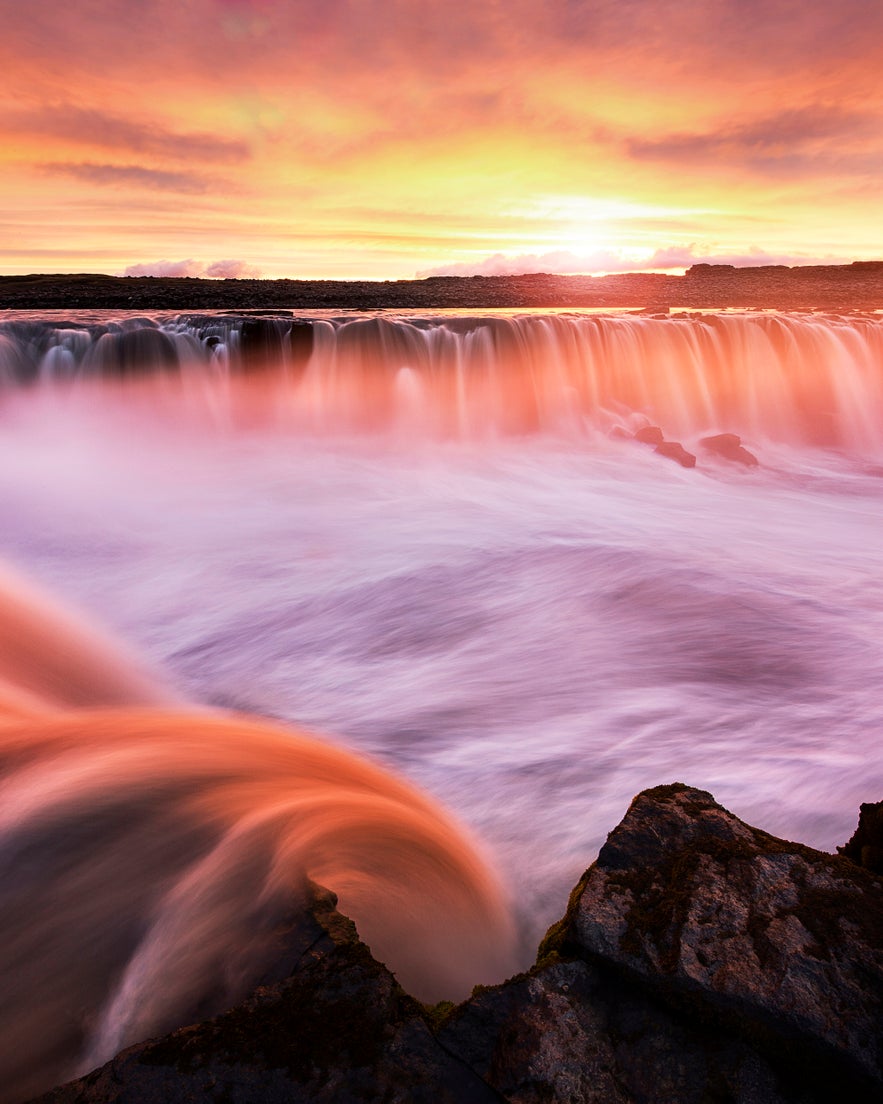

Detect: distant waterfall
1,312,881,451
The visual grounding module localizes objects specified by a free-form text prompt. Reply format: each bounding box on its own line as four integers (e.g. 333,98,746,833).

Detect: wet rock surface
654,441,696,468
700,433,759,466
633,425,665,445
33,786,883,1104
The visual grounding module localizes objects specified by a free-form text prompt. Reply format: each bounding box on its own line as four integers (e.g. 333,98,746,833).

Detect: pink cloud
122,259,262,278
43,163,212,193
417,246,842,278
204,259,262,278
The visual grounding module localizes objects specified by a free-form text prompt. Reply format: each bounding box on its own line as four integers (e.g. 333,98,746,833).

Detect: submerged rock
34,786,883,1104
700,432,759,466
654,441,697,468
634,425,664,445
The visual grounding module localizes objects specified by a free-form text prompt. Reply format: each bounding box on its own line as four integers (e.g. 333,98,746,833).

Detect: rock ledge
33,786,883,1104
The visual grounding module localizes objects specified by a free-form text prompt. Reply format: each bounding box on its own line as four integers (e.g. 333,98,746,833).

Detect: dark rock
439,958,812,1104
566,784,883,1091
32,788,883,1104
731,446,759,466
2,263,883,311
838,801,883,874
700,433,760,466
701,431,742,450
634,425,664,445
654,441,696,467
36,883,498,1104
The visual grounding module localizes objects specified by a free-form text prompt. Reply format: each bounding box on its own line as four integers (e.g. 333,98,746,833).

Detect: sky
1,0,882,279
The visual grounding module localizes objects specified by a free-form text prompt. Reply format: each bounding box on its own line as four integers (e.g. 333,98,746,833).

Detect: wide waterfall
0,308,881,1101
1,310,881,451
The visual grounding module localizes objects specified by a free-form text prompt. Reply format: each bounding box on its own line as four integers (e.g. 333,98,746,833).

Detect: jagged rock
700,433,759,466
566,785,883,1092
36,883,497,1104
633,425,664,445
838,800,883,874
438,958,814,1104
32,787,883,1104
654,441,696,467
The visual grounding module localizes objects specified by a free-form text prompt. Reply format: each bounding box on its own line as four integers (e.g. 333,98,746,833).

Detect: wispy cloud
41,163,215,193
6,107,249,163
626,106,879,173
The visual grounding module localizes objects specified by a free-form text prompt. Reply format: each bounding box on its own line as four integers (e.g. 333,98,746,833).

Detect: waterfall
1,311,880,452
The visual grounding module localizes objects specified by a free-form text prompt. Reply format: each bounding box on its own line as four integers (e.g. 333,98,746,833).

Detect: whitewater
0,308,881,1096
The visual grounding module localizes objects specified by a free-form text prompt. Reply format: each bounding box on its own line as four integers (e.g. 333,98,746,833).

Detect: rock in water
700,432,759,466
634,424,664,445
654,441,696,468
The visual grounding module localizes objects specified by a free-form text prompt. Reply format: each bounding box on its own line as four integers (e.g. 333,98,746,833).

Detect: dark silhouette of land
1,262,882,311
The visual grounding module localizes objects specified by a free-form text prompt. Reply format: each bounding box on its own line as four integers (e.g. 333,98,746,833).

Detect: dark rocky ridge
32,787,883,1104
2,262,883,311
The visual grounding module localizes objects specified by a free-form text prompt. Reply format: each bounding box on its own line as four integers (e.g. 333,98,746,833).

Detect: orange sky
2,0,881,279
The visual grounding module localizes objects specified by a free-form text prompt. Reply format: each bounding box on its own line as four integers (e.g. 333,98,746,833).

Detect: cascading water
2,310,881,450
0,309,881,1101
0,564,514,1104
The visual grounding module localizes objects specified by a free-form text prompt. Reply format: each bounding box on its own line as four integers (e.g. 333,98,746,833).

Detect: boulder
566,785,883,1090
700,433,759,467
654,441,696,468
634,425,664,445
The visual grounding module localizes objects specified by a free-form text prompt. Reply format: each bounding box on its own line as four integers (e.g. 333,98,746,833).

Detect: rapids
0,308,881,1098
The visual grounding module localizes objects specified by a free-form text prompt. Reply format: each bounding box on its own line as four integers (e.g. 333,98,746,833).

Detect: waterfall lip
2,308,879,456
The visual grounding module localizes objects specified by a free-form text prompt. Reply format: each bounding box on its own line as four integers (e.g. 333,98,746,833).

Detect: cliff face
34,786,883,1104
